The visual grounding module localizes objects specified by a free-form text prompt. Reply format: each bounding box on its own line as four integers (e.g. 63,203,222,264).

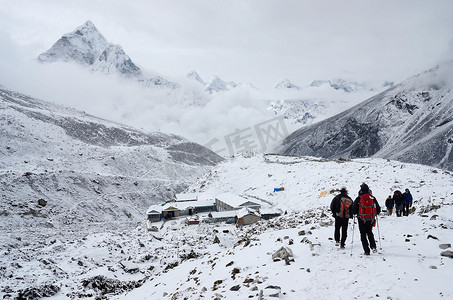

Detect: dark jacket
393,191,404,205
402,192,413,205
330,192,353,218
352,194,381,220
385,196,394,209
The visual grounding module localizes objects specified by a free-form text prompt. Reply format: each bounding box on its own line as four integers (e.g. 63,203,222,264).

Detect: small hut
236,208,261,226
146,205,163,223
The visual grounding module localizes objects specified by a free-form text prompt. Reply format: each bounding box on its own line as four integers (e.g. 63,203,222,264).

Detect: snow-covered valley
2,154,452,299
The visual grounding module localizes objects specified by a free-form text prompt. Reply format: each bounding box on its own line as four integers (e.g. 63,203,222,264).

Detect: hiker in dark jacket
352,183,381,255
385,195,394,216
330,186,353,249
393,190,404,217
402,188,413,216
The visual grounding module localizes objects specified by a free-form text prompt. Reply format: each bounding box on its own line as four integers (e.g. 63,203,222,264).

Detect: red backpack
338,196,353,218
359,194,376,222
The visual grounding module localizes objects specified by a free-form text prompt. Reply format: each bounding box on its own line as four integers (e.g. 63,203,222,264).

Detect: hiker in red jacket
330,187,353,249
352,183,381,255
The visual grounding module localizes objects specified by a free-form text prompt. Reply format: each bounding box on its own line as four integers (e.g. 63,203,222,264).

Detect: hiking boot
364,252,370,256
340,245,345,249
372,248,378,253
335,241,340,246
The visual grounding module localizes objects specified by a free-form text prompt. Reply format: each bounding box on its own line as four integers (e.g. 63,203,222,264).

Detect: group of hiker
329,183,413,255
385,189,413,217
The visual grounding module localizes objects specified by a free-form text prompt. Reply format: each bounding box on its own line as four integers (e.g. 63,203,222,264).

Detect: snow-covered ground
1,154,452,299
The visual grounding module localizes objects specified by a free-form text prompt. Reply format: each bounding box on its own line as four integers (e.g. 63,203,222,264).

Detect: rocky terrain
2,153,451,299
0,84,222,268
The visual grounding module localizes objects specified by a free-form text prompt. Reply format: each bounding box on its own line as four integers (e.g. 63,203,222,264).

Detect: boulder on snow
38,199,47,207
440,250,453,258
120,261,139,274
439,244,451,250
260,285,282,298
16,284,60,299
272,246,293,262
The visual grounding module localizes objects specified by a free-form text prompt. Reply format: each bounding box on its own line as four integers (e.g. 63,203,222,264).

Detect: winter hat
340,186,348,193
360,183,370,194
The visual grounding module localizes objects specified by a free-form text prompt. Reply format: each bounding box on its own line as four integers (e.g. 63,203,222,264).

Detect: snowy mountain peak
186,70,206,85
274,79,301,90
205,76,237,93
37,21,141,77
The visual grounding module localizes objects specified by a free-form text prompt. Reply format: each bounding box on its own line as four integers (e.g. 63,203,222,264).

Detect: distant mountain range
279,61,453,171
309,79,394,93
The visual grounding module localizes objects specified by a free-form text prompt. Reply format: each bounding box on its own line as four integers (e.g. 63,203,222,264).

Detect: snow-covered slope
0,84,222,252
279,61,453,171
2,154,452,299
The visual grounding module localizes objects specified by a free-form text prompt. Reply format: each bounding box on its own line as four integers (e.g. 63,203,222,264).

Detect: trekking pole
376,214,382,250
350,216,355,256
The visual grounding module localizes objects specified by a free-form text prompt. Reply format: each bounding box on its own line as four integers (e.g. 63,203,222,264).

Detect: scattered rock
440,250,453,258
263,285,282,298
429,265,438,269
298,230,306,236
226,261,234,267
272,246,294,262
439,244,451,250
38,199,47,207
230,285,241,291
231,268,241,279
120,261,140,274
81,275,144,297
430,215,439,220
427,235,439,240
213,236,220,244
16,284,60,299
213,279,223,291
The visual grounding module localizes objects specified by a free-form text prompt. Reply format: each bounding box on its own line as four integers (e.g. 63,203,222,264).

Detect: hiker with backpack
352,183,381,255
330,186,353,249
402,188,413,216
385,195,394,216
393,190,404,217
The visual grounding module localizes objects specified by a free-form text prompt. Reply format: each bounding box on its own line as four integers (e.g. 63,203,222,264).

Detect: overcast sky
1,0,453,88
1,0,453,153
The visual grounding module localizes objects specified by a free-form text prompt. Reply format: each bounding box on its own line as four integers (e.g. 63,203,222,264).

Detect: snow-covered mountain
186,70,207,86
205,76,238,93
37,20,179,89
309,79,394,93
185,71,239,93
273,79,301,90
265,79,394,127
2,153,451,299
279,61,453,171
0,83,222,251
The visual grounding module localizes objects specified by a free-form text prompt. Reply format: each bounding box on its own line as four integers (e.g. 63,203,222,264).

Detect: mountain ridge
0,83,223,248
279,61,453,171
